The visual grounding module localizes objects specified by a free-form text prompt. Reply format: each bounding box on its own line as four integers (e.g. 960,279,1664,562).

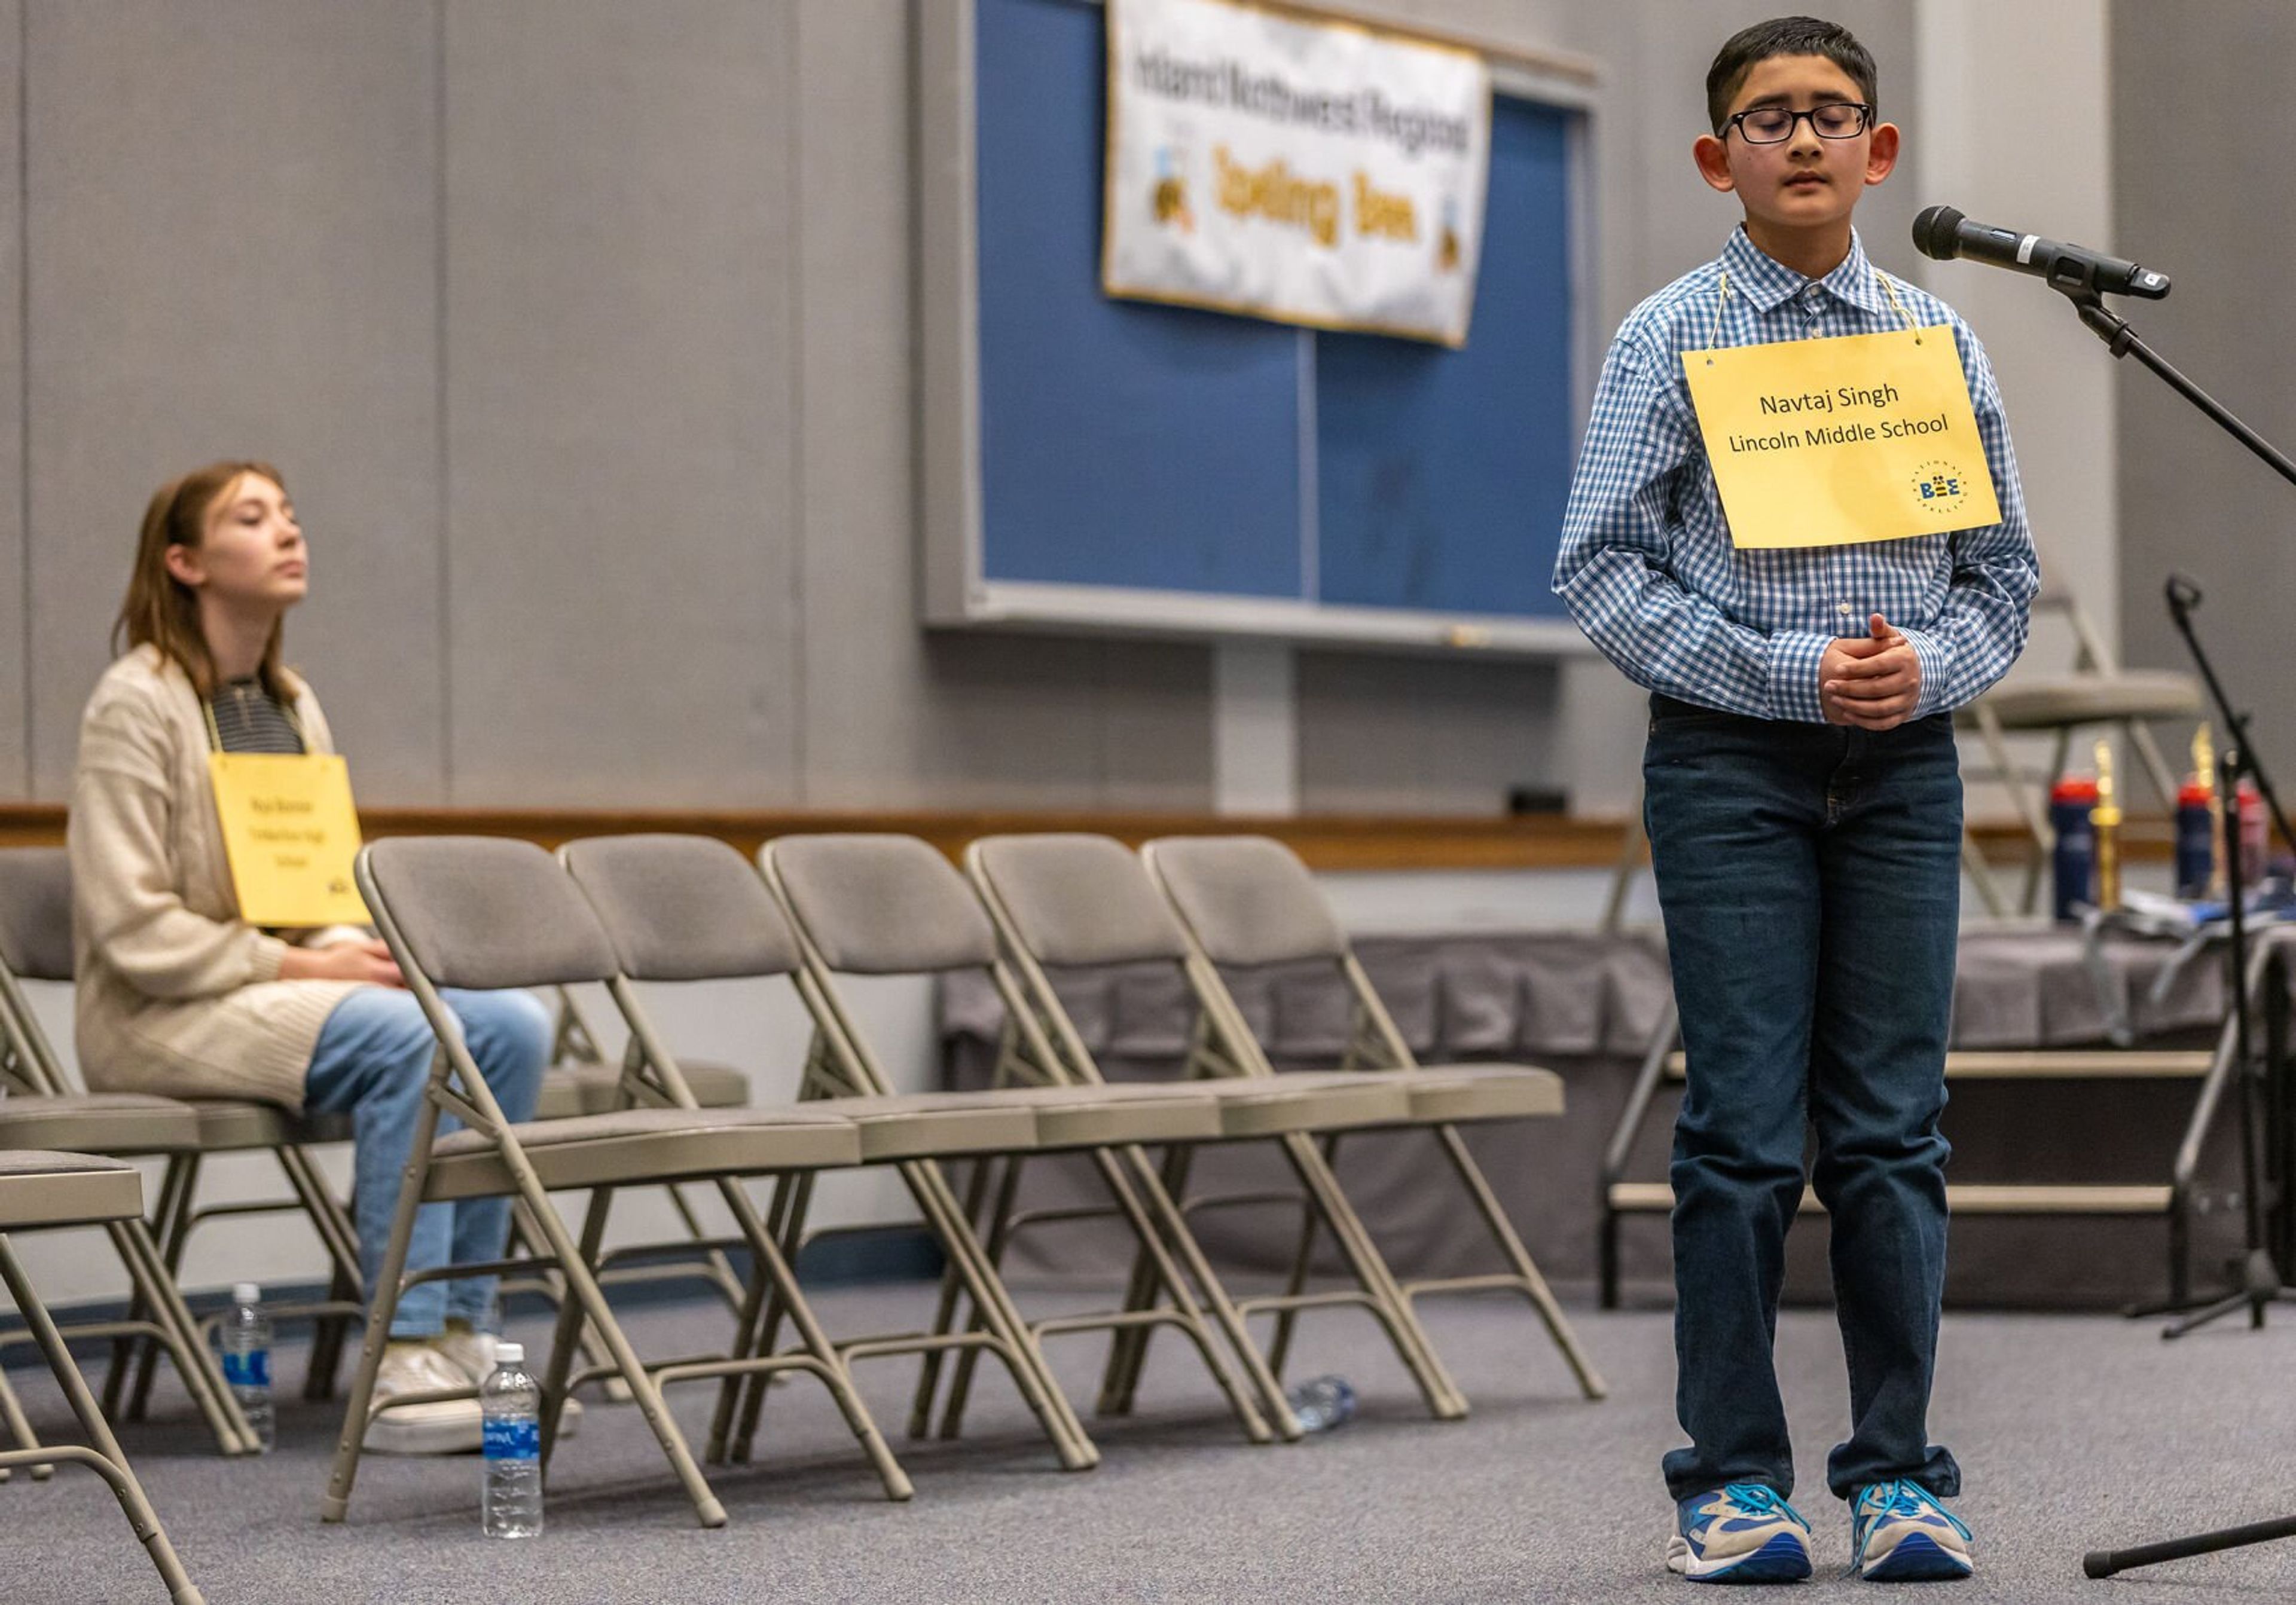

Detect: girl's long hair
112,461,293,699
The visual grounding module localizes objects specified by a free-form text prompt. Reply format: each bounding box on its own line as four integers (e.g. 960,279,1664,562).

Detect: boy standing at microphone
1554,16,2038,1584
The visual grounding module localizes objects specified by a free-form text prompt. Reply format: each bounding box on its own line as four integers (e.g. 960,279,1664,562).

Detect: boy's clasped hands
1821,612,1921,730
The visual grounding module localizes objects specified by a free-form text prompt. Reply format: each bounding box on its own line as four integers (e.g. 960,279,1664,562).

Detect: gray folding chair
973,833,1506,1426
756,833,1369,1456
566,833,1276,1464
0,1151,205,1603
326,836,908,1528
1141,834,1608,1404
0,848,365,1414
0,1091,253,1458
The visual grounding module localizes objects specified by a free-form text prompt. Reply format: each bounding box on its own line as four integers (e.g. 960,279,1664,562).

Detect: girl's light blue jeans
303,986,551,1339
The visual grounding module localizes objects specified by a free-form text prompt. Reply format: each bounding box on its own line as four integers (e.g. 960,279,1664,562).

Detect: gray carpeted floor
4,1280,2294,1603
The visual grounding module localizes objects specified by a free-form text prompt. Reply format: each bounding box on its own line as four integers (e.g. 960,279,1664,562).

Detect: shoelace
1850,1478,1971,1572
1717,1482,1810,1532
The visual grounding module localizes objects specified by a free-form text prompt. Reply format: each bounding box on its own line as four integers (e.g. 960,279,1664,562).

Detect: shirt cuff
1897,625,1948,719
1765,630,1834,723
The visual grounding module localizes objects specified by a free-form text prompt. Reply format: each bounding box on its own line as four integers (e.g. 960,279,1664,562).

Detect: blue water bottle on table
2051,775,2098,922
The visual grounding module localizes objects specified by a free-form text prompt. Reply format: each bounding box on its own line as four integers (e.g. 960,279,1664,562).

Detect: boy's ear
1693,132,1736,194
1864,120,1901,186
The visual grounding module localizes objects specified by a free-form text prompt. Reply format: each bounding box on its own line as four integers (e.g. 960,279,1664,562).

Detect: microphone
1912,206,2170,299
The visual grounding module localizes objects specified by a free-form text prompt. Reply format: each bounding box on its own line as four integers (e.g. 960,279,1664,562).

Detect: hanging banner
1102,0,1492,347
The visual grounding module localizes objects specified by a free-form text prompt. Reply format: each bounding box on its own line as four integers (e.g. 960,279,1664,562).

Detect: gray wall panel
792,0,928,809
23,0,440,801
891,633,1207,810
1298,652,1559,816
0,1,21,797
795,0,1213,812
2113,0,2296,774
443,0,800,808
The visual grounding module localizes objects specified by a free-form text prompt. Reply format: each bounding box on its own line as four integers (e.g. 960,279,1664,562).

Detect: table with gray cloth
938,924,2284,1311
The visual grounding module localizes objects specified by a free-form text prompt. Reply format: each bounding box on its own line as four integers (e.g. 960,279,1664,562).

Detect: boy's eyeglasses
1721,103,1873,144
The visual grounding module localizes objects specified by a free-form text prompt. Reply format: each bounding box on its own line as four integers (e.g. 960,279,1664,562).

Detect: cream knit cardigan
69,646,368,1109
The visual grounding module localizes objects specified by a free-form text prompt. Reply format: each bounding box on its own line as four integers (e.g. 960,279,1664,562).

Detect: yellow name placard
207,753,369,928
1683,325,2001,549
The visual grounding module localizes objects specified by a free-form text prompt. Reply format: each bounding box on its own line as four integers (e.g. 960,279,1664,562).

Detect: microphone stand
2042,272,2296,1579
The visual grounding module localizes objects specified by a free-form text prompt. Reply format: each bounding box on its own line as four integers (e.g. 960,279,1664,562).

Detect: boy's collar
1721,226,1897,318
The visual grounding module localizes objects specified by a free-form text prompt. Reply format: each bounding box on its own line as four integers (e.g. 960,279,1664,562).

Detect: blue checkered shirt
1553,227,2039,723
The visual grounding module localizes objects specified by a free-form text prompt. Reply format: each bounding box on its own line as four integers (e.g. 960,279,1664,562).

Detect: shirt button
1837,603,1854,615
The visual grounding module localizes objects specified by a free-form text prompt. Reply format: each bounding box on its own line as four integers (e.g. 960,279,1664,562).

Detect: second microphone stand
2047,267,2296,1583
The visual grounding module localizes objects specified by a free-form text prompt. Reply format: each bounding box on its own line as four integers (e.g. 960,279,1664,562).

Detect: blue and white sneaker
1849,1480,1974,1580
1668,1483,1815,1582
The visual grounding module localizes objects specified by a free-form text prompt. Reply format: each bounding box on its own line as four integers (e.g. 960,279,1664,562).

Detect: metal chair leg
902,1158,1097,1471
1099,1140,1196,1414
539,1186,613,1471
713,1172,912,1502
708,1172,793,1464
108,1218,252,1456
124,1153,201,1425
1280,1132,1468,1420
1425,1123,1607,1399
0,1362,50,1481
933,1150,1028,1439
909,1153,996,1439
509,1171,731,1527
1120,1144,1302,1439
729,1169,813,1465
323,1099,443,1524
1264,1135,1335,1381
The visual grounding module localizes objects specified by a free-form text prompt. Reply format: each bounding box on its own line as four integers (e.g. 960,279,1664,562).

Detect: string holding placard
1880,273,1921,343
1706,270,1730,365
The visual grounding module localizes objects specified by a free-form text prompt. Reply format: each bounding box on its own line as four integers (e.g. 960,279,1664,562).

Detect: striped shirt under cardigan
1552,225,2039,723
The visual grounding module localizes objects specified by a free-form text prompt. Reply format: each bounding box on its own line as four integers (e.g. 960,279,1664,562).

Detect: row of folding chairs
307,830,1606,1527
0,829,1605,1539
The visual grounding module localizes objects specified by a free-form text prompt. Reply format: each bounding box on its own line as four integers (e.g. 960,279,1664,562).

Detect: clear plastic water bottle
1285,1374,1356,1433
481,1340,543,1539
219,1282,274,1453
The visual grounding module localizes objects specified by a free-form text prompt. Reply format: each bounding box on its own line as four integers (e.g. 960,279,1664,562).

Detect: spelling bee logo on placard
1912,460,1970,516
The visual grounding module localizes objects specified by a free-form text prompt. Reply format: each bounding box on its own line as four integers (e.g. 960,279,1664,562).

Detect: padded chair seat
1963,671,2202,729
188,1100,355,1150
1191,1073,1413,1138
822,1094,1042,1161
534,1071,591,1121
1392,1064,1566,1124
425,1106,860,1202
0,1093,203,1155
0,1150,145,1228
541,1060,752,1119
969,1084,1225,1150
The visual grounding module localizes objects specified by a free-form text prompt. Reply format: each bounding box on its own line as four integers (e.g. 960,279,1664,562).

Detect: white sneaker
363,1342,483,1456
435,1324,580,1437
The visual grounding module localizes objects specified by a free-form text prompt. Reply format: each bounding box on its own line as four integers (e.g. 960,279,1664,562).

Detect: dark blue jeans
1643,693,1962,1505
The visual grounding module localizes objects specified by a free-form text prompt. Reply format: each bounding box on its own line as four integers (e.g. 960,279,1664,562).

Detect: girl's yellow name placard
208,752,369,928
1683,324,2001,549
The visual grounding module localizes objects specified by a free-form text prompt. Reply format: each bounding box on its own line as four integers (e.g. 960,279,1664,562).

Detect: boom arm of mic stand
2054,284,2296,491
2053,282,2296,850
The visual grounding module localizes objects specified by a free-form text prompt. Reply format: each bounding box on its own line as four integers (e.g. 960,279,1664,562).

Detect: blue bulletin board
920,0,1596,654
